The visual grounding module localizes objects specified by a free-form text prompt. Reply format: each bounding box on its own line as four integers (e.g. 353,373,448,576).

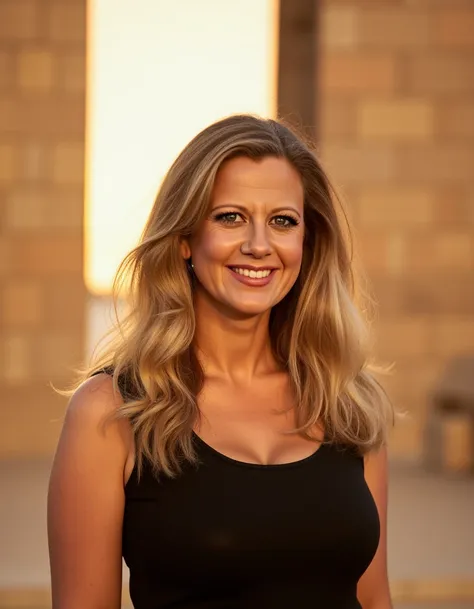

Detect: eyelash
213,212,299,228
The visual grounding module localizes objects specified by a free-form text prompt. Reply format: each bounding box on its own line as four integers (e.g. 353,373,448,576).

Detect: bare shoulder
67,372,123,419
65,373,132,450
48,373,132,608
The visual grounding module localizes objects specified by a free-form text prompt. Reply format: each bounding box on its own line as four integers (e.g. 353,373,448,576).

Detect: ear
179,237,191,260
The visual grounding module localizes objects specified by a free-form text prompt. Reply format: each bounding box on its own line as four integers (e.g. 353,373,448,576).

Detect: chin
225,301,275,318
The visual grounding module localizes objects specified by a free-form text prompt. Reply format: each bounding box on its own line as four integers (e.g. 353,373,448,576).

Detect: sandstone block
373,316,433,359
322,143,396,183
58,53,86,92
51,142,85,185
2,281,43,326
0,51,13,89
44,279,86,328
10,234,83,275
321,52,397,93
358,99,434,140
0,144,17,183
407,56,474,94
48,3,86,43
356,188,433,228
359,8,430,48
433,9,474,47
5,189,48,229
3,335,30,384
433,318,474,358
0,0,38,41
319,97,357,140
321,6,358,49
17,49,55,91
436,102,474,139
396,145,474,183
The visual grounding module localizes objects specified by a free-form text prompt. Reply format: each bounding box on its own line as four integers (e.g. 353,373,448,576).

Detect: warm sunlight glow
85,0,279,295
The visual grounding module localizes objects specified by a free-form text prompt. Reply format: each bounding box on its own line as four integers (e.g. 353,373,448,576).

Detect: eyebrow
211,204,302,218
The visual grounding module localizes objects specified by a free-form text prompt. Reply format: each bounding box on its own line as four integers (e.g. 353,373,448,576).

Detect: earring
186,258,194,273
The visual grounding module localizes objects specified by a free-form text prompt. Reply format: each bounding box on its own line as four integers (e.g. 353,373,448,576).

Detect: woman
48,114,394,609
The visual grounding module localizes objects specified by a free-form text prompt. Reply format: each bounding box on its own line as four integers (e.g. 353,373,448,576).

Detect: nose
241,222,272,258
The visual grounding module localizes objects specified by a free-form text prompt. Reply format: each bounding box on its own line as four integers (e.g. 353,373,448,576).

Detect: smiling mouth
226,266,277,288
228,266,275,279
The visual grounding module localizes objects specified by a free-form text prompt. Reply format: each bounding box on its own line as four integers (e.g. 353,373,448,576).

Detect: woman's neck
193,293,278,384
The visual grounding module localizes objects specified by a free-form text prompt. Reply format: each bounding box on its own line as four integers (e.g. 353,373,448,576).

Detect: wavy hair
68,114,393,477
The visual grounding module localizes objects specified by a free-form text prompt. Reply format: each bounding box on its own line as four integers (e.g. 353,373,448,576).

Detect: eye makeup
211,208,301,229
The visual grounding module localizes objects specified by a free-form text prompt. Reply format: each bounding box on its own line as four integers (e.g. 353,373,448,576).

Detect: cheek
277,232,304,269
191,226,238,264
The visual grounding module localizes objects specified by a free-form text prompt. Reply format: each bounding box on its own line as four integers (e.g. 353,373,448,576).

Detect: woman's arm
48,374,131,609
357,446,393,609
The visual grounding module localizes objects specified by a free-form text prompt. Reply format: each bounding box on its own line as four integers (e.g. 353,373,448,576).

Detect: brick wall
319,0,474,459
0,0,87,457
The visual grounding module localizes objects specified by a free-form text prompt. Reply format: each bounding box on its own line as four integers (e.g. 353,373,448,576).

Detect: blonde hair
69,114,393,477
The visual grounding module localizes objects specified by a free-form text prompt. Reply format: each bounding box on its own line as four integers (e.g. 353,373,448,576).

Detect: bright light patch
85,0,279,295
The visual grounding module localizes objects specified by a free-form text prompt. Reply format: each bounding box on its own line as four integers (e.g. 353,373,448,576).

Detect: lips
229,266,272,279
227,266,277,287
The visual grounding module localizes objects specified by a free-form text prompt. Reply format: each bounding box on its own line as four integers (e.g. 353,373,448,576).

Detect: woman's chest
123,448,380,588
195,377,323,466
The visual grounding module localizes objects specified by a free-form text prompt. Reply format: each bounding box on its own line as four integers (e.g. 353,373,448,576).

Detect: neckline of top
191,430,327,470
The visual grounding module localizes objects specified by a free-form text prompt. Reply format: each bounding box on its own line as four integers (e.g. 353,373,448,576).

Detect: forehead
211,156,304,208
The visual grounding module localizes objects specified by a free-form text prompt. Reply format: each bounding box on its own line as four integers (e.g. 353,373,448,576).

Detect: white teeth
232,267,272,278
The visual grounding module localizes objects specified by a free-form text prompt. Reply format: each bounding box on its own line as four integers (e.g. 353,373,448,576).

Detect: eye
213,212,244,225
270,215,299,228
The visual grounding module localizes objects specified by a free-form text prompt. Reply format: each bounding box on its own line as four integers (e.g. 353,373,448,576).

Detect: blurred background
0,0,473,607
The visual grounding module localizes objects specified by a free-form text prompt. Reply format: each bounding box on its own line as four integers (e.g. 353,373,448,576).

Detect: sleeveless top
94,369,380,609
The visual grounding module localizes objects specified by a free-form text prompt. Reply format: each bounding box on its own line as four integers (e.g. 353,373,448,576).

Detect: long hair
67,114,393,477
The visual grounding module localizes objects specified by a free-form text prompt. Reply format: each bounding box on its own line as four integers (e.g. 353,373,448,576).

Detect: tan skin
48,156,391,608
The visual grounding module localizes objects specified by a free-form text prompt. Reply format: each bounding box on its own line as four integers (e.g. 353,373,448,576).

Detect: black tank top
96,369,380,609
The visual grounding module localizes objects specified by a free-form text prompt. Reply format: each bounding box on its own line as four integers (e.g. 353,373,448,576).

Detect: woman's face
182,155,305,318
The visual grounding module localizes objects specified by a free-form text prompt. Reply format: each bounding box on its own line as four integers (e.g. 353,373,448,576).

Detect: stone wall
318,0,474,460
0,0,86,457
1,0,472,462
